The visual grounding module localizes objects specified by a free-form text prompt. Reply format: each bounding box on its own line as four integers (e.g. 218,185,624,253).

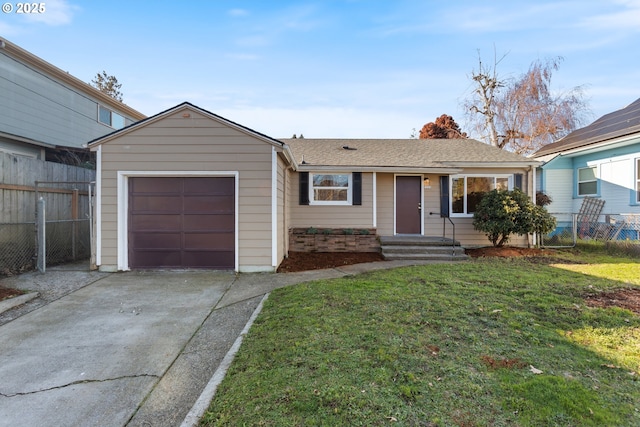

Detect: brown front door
396,176,422,234
128,177,235,269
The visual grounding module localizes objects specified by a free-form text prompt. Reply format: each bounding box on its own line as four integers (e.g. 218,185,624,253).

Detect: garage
128,176,235,269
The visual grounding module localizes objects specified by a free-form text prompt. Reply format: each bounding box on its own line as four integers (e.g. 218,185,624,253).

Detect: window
451,175,511,215
98,105,126,129
636,159,640,203
310,173,351,205
577,166,597,196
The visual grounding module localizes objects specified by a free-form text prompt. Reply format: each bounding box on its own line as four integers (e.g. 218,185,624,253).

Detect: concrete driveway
0,259,426,426
0,270,262,427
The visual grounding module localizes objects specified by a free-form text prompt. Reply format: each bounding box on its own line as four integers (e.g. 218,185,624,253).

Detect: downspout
531,165,537,247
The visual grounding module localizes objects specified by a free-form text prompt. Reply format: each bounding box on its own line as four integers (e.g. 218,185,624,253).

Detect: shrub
473,189,556,247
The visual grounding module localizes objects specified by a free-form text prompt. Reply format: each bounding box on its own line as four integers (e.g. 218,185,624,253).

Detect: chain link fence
541,212,640,247
44,219,92,266
0,222,36,275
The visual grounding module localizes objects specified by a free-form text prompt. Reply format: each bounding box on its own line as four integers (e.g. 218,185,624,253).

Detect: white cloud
228,8,249,17
23,0,78,26
577,4,640,31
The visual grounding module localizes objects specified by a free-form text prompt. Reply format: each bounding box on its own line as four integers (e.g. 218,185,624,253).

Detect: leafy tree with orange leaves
419,114,467,139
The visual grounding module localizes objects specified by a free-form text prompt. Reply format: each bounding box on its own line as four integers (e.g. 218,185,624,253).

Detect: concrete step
381,245,466,255
379,235,462,247
381,252,469,261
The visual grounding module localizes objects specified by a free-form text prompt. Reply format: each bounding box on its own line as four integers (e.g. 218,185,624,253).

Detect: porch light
423,177,431,188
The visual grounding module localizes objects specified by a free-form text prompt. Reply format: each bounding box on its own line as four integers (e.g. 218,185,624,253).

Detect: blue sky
2,0,640,139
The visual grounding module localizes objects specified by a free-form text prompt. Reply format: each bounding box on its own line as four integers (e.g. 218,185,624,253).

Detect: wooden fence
0,152,95,274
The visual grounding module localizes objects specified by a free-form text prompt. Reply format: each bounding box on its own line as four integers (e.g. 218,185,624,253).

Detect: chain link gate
35,181,95,273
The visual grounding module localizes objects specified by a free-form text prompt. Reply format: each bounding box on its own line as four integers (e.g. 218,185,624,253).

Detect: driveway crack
0,374,160,397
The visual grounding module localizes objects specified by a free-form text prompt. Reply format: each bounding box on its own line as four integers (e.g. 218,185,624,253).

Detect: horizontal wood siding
277,155,287,264
0,52,138,148
289,171,374,228
376,173,394,235
98,110,274,270
599,158,640,214
543,169,574,216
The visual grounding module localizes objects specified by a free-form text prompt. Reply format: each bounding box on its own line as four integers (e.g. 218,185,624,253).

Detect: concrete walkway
0,260,431,427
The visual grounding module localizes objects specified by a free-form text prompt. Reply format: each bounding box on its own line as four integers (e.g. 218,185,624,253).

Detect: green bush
473,189,556,247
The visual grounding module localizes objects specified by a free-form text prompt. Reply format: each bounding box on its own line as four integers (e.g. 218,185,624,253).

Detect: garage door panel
131,195,182,212
129,177,236,269
184,177,234,194
131,233,181,249
133,251,182,268
130,214,182,231
131,177,183,193
184,195,235,212
183,214,234,231
185,232,235,250
183,251,234,268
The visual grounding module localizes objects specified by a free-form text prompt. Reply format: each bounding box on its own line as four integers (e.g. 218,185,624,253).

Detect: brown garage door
128,177,235,269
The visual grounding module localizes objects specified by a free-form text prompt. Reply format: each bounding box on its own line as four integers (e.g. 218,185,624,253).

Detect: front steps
380,235,469,262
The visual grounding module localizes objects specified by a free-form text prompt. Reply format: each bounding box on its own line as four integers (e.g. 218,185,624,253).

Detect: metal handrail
430,212,457,255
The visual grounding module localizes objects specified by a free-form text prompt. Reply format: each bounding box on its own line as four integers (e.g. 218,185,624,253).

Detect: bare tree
495,57,589,154
464,51,505,147
419,114,467,139
465,53,590,155
90,71,123,102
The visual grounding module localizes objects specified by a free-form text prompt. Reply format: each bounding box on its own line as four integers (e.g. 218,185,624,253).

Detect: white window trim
450,174,513,217
577,166,598,197
98,104,125,129
308,172,353,205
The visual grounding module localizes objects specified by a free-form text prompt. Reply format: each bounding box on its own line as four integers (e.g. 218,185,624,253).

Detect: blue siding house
533,97,640,239
0,38,145,161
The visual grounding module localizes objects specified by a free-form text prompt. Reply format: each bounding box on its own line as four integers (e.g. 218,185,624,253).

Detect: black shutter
439,176,450,217
514,173,523,190
299,172,309,205
352,172,362,205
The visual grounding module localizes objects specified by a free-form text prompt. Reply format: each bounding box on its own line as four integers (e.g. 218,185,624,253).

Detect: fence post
37,197,46,273
72,189,78,260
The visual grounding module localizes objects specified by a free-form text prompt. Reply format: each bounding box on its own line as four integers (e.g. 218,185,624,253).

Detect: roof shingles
282,138,535,169
533,97,640,157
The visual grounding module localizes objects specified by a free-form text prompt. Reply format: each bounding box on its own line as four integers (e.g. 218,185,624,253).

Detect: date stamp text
2,2,46,14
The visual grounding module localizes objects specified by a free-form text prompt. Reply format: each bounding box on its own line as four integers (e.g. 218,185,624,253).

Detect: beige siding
97,109,276,271
376,173,394,235
289,171,374,228
276,154,287,265
377,170,531,247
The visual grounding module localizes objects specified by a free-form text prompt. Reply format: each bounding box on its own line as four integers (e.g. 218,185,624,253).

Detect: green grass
201,248,640,426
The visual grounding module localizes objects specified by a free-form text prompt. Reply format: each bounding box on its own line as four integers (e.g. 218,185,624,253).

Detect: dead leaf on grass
529,365,543,374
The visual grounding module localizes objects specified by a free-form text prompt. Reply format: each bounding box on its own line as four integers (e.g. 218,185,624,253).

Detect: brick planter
289,228,379,253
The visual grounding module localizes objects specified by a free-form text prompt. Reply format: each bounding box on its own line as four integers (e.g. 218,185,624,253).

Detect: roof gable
533,97,640,157
88,102,285,149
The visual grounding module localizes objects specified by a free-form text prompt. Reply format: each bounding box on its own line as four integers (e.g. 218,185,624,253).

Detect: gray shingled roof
283,138,536,169
533,97,640,158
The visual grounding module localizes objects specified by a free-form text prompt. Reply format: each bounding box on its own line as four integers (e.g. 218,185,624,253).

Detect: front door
395,176,422,234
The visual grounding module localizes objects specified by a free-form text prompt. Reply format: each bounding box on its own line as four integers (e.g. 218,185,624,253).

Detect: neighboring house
533,98,640,225
89,102,540,272
0,38,145,161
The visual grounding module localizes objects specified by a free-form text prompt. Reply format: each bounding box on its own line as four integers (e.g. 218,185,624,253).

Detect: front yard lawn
202,249,640,426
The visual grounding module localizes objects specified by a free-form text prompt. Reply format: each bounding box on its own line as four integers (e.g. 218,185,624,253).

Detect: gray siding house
0,38,145,161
